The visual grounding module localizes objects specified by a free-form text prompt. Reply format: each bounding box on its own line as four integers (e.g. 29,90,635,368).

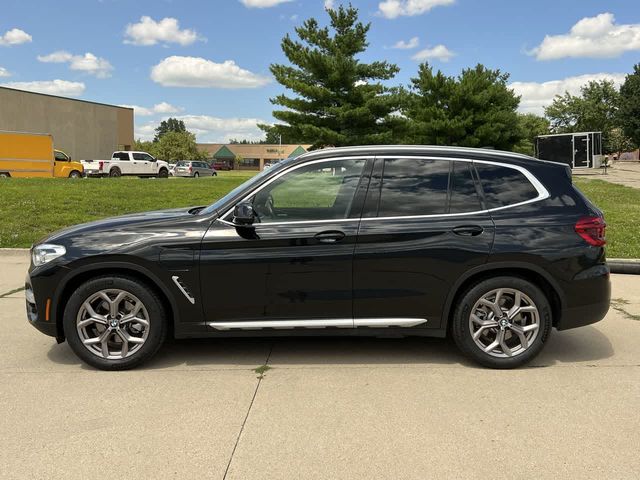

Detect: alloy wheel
76,289,150,359
469,288,540,358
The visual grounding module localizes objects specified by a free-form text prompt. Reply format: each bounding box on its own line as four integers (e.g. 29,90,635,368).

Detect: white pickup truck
82,151,170,178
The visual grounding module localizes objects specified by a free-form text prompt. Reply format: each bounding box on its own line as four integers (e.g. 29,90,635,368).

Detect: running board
208,318,428,331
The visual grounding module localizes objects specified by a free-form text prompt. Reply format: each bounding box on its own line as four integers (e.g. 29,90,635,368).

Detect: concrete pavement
1,253,639,479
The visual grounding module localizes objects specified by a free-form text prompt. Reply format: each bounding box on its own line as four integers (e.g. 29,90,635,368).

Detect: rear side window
378,159,449,217
113,152,129,161
475,163,539,209
450,161,482,213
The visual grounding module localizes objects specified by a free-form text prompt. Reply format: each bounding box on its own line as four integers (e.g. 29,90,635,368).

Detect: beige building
0,86,134,160
198,143,311,170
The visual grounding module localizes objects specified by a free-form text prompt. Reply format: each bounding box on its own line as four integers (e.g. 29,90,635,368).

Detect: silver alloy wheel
76,289,150,360
469,288,540,358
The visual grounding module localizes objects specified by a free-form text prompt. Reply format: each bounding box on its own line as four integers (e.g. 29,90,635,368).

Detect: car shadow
46,325,614,371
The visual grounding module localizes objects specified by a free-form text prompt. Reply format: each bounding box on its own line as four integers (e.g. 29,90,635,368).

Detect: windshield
198,158,295,216
176,161,187,167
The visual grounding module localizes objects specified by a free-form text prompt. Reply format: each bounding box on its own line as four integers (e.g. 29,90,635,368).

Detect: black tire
212,171,217,176
158,168,168,178
0,172,10,178
69,170,81,178
63,275,168,370
109,168,121,178
451,276,552,369
193,172,199,178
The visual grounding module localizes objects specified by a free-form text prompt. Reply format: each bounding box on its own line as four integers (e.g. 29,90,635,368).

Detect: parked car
0,131,83,178
213,161,231,171
26,146,610,370
168,163,177,176
174,161,217,178
81,151,169,178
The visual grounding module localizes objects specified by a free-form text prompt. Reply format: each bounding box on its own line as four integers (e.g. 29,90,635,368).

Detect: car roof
295,145,566,168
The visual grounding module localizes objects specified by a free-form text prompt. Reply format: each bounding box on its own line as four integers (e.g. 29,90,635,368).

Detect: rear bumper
556,265,611,330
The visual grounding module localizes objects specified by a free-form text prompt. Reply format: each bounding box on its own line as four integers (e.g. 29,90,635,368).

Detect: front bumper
25,276,58,337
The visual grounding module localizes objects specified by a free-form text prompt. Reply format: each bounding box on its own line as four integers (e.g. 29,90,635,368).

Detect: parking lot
1,249,639,479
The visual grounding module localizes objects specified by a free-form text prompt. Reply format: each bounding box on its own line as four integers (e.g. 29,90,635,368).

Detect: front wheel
63,276,167,370
157,168,168,178
69,170,81,178
451,276,551,369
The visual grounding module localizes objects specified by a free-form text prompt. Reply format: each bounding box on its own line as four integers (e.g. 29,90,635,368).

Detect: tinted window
251,159,366,222
377,158,449,217
113,152,129,161
133,153,153,161
54,151,68,161
449,161,482,213
475,163,539,209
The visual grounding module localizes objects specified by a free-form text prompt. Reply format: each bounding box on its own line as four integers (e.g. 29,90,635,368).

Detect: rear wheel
0,172,10,178
109,168,121,178
193,172,199,178
451,276,551,369
63,276,167,370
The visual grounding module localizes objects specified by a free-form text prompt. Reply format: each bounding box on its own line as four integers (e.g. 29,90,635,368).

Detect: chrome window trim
217,155,549,227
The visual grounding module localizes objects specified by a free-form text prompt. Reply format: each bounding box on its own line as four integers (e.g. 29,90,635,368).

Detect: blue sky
1,0,639,142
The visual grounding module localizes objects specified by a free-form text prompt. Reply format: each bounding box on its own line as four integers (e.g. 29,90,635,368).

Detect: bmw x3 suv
26,146,610,370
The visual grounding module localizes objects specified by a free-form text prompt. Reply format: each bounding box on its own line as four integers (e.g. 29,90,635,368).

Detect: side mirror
233,202,256,226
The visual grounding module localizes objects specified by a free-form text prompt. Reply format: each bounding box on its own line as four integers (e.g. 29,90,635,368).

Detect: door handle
452,225,484,236
314,230,346,243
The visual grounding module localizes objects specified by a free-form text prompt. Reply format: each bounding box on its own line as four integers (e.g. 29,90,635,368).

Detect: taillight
98,161,104,171
575,216,606,246
189,166,192,173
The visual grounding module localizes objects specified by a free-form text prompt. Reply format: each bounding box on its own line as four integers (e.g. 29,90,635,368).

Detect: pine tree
260,4,403,148
403,63,522,150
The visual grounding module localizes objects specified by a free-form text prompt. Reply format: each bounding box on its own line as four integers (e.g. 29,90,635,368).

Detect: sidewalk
573,161,640,189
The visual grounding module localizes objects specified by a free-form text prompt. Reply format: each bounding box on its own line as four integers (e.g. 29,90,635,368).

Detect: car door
353,157,495,331
132,152,153,175
199,157,372,330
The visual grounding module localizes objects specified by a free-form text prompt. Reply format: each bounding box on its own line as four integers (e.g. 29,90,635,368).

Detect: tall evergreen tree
618,64,640,148
260,4,403,148
403,63,522,150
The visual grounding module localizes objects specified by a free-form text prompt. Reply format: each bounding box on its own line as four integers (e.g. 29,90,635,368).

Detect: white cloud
150,56,271,89
38,50,113,78
0,79,85,97
0,28,32,46
510,73,626,115
392,36,419,49
378,0,454,19
120,102,183,116
531,13,640,60
0,67,10,78
239,0,293,8
135,114,267,142
124,16,202,46
412,44,455,62
324,0,336,9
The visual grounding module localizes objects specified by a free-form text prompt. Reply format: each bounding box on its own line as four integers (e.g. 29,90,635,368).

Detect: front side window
250,159,366,223
133,153,154,161
475,163,539,209
54,151,68,161
377,158,450,217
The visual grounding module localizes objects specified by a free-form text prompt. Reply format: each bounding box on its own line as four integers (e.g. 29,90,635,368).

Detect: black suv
26,146,610,370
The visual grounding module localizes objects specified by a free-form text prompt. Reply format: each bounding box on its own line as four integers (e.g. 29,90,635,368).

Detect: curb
608,258,640,275
0,248,30,256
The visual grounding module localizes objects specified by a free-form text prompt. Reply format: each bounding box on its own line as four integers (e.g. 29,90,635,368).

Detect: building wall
198,143,312,170
0,87,134,160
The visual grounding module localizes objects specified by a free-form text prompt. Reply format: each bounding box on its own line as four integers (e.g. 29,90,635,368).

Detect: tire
63,275,168,370
212,171,217,176
451,276,552,369
0,172,10,178
158,168,168,178
69,170,81,178
109,168,121,178
193,172,199,178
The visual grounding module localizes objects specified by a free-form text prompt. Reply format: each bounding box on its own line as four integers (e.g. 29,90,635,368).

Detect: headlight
32,244,66,266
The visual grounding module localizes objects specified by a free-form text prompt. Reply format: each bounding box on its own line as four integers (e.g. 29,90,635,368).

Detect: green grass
574,178,640,259
0,173,638,259
0,172,255,248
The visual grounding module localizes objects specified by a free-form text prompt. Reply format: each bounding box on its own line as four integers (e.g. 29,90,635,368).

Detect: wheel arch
442,262,565,333
53,262,178,341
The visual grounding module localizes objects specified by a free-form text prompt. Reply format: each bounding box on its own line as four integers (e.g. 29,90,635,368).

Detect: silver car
174,161,217,178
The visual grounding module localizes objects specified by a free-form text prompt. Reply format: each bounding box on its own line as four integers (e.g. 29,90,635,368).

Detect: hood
39,207,210,254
